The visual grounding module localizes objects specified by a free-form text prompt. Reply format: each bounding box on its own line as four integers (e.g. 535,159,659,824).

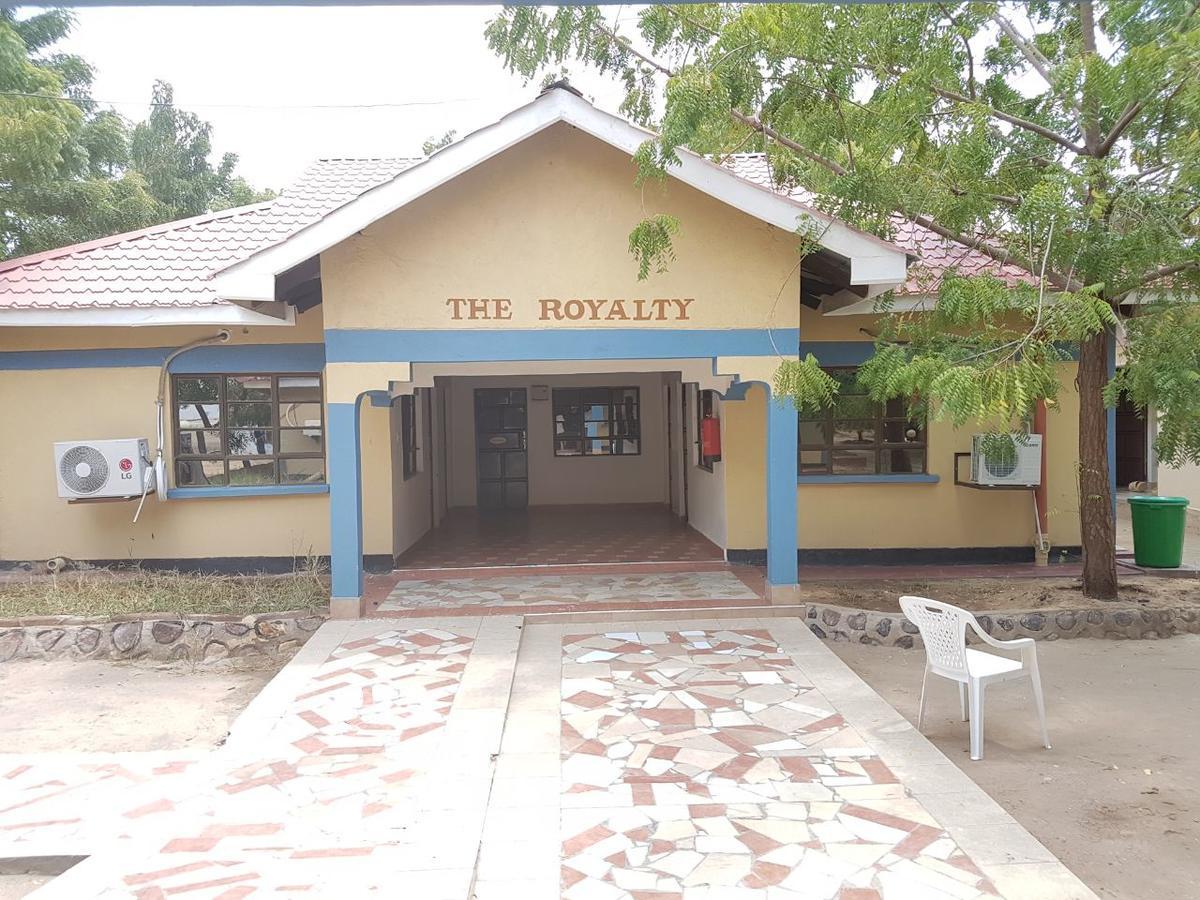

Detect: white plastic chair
899,595,1051,761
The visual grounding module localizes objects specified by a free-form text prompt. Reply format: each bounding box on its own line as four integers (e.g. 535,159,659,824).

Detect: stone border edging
0,610,327,663
805,602,1200,646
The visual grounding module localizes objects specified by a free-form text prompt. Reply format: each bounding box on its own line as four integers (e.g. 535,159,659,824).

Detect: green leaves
628,214,680,281
773,355,839,414
0,14,269,259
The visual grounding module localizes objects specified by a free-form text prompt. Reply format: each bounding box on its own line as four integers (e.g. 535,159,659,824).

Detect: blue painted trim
798,474,939,485
325,328,801,363
1107,329,1117,518
171,343,325,373
0,343,325,372
166,484,329,499
328,399,364,600
766,387,799,586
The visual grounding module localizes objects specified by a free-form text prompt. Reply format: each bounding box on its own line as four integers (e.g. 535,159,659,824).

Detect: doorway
1115,390,1148,488
474,388,529,510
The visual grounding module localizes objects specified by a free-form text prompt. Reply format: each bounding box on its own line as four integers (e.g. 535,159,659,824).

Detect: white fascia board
213,89,909,303
0,304,296,327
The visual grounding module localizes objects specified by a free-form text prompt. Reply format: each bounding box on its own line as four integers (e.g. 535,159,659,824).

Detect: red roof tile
0,151,1035,314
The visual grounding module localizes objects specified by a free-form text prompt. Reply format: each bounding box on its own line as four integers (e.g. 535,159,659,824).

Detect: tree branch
730,109,849,176
1114,260,1200,300
991,12,1055,85
1096,99,1143,158
931,85,1085,154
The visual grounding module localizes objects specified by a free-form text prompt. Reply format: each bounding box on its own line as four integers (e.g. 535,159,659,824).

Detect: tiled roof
725,154,1037,295
0,150,1035,314
0,158,418,311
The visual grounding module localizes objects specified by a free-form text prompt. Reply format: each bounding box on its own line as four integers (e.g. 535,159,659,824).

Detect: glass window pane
883,448,926,474
226,375,272,400
615,439,640,455
584,421,610,438
832,449,876,474
799,421,829,445
279,429,323,454
278,376,321,401
502,407,526,429
228,459,276,485
177,430,221,456
584,439,612,455
883,421,924,444
582,389,611,404
833,421,876,445
175,377,218,403
799,450,828,473
555,439,582,456
828,369,863,394
884,397,909,418
178,403,220,429
278,402,322,428
833,394,878,419
228,402,272,427
228,429,274,456
504,452,528,478
280,459,325,483
583,403,610,421
176,459,226,486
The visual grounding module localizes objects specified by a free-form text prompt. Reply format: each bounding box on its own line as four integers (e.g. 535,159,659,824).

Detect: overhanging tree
486,1,1200,599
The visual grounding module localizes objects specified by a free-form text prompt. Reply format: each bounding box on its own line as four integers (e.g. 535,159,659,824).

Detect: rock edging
805,603,1200,647
0,610,327,663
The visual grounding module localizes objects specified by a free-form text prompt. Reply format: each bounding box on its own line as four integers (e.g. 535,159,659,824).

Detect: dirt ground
832,634,1200,900
0,657,284,754
802,573,1200,613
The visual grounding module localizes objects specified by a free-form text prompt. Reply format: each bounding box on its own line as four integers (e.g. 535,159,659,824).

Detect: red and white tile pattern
559,630,998,899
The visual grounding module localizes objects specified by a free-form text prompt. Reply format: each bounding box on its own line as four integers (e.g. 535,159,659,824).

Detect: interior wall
685,383,727,548
666,377,687,517
445,372,671,508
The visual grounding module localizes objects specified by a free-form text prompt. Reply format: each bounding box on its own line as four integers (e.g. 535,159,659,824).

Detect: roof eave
0,303,296,328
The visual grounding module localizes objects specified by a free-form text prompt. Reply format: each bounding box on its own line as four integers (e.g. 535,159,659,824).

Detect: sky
56,6,637,191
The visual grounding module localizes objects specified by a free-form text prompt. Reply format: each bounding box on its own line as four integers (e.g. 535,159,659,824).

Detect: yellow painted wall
0,307,396,564
719,356,1082,551
321,122,801,335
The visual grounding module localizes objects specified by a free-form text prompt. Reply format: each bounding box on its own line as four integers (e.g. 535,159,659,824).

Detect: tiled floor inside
395,505,724,569
377,568,760,614
13,612,1094,899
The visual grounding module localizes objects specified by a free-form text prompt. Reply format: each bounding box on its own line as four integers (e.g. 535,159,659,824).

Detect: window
552,387,640,456
697,388,720,471
399,394,418,481
798,368,926,476
173,374,324,487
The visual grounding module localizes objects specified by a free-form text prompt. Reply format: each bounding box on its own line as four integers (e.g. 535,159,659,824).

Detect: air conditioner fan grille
59,445,109,494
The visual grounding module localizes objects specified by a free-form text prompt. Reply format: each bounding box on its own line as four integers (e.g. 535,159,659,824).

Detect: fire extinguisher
701,415,722,460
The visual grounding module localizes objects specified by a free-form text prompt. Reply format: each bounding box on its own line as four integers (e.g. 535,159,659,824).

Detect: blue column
328,397,364,604
766,389,799,585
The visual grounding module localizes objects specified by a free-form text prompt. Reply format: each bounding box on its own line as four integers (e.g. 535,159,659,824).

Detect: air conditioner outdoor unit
54,439,155,500
970,434,1042,486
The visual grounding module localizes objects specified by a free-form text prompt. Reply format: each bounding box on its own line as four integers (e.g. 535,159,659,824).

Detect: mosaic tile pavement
34,623,501,899
0,752,204,856
379,571,759,613
559,629,999,899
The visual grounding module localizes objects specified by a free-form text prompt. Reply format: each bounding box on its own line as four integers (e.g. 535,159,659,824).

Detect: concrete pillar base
765,583,803,606
329,596,363,620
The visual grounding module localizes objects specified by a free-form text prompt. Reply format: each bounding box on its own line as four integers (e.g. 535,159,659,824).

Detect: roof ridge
0,200,275,274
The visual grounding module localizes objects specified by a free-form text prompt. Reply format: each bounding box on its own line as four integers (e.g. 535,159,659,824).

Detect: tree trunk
1077,329,1118,599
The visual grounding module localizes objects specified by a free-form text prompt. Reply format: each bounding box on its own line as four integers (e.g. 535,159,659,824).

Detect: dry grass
0,561,328,619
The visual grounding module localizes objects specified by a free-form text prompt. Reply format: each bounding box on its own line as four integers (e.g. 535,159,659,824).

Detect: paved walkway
5,582,1095,898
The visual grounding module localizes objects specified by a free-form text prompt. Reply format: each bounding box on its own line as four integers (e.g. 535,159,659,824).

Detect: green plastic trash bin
1127,496,1189,568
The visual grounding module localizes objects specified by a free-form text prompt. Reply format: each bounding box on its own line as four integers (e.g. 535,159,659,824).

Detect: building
0,85,1090,617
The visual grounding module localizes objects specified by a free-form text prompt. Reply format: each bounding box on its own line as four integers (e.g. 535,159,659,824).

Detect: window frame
797,367,927,478
697,388,720,472
551,386,642,457
171,372,326,489
399,393,418,481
